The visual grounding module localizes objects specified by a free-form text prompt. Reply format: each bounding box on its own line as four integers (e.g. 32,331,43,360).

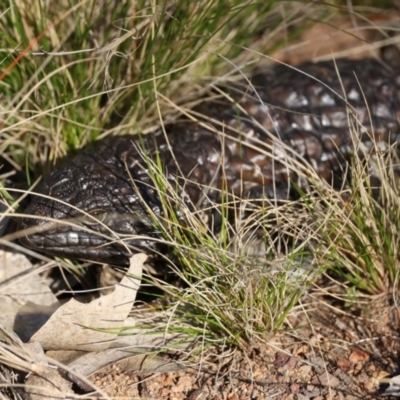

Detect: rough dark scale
19,58,400,265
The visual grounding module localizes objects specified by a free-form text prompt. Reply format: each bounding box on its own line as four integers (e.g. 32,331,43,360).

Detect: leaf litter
0,251,197,398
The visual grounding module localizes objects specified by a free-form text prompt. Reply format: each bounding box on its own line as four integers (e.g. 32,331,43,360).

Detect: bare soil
89,294,400,399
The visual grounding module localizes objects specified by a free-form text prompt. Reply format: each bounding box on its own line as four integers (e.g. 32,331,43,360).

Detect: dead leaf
0,251,59,333
30,254,145,351
62,312,195,377
69,349,187,377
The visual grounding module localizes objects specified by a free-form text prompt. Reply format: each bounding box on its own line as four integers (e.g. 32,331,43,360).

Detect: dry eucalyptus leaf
30,254,145,351
69,348,187,377
51,313,195,377
46,349,88,365
0,251,59,332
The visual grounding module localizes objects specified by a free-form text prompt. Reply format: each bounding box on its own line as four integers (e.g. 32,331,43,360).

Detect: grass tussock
141,177,320,344
315,141,400,297
0,0,322,172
